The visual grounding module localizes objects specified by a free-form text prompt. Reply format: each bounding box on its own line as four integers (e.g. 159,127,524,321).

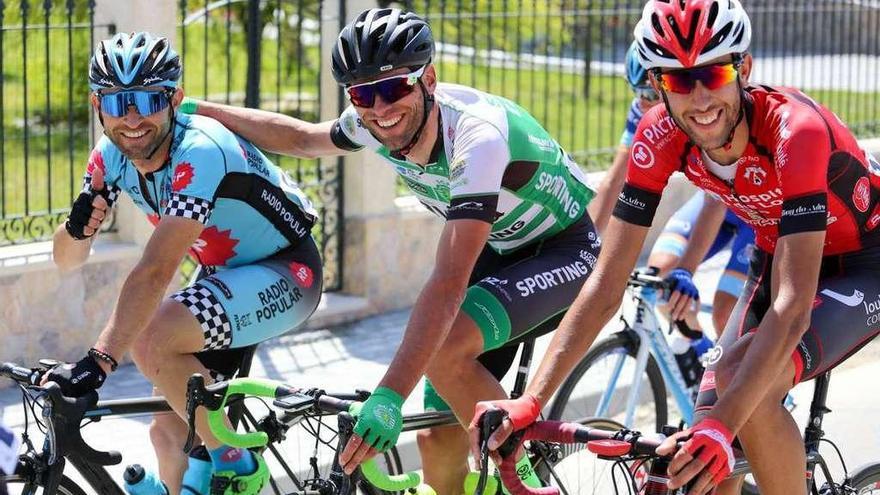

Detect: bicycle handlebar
1,362,122,467
185,374,428,494
477,411,673,495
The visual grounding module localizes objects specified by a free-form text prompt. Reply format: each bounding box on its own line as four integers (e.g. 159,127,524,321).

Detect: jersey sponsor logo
698,370,716,393
867,203,880,231
775,110,792,168
450,201,486,211
490,220,526,240
191,226,239,266
743,164,768,186
515,261,589,297
473,302,502,341
617,190,648,211
631,142,655,169
703,345,723,365
527,134,556,153
260,189,310,239
342,113,357,136
172,162,195,191
640,115,676,147
204,276,234,299
534,172,582,219
860,293,880,326
243,147,270,176
852,176,871,213
798,341,813,373
256,277,304,323
722,188,783,210
578,249,598,269
781,202,826,218
289,261,315,288
820,288,864,307
233,313,253,331
86,148,106,175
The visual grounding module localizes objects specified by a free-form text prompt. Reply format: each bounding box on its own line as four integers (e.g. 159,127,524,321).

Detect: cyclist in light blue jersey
45,32,321,495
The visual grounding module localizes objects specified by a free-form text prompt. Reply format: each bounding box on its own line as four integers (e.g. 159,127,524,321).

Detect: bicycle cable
819,438,850,481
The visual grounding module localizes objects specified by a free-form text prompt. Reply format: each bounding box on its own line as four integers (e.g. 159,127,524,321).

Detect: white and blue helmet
89,32,181,91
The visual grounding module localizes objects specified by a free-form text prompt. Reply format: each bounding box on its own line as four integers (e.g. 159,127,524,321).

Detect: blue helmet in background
89,32,181,91
624,40,650,91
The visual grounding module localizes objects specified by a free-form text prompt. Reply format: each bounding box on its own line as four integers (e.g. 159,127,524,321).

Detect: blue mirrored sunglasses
98,89,172,117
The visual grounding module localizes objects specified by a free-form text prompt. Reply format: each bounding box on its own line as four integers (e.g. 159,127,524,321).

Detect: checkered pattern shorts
172,283,233,351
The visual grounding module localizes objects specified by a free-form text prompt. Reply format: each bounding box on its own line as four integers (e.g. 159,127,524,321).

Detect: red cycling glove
682,418,736,485
471,394,541,432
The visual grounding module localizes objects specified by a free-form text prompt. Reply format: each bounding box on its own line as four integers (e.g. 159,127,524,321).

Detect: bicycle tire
1,473,88,495
547,331,668,434
843,462,880,493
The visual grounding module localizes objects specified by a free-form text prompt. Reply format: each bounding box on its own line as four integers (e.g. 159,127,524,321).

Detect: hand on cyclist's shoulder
660,417,735,494
341,386,404,474
468,394,541,464
41,354,107,397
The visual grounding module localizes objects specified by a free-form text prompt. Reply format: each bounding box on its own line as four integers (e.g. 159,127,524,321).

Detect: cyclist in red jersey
469,1,880,494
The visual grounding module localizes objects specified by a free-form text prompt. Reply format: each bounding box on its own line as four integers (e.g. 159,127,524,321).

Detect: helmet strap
145,90,178,161
394,80,435,157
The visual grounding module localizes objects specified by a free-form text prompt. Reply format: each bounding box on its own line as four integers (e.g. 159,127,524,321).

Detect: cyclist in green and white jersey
182,8,600,493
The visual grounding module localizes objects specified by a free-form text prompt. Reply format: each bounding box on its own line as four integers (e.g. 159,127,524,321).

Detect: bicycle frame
594,284,695,426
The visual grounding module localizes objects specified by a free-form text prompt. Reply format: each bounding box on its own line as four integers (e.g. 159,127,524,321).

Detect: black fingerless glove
45,354,107,397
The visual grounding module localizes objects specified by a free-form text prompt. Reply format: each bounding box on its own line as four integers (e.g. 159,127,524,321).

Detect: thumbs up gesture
65,167,110,240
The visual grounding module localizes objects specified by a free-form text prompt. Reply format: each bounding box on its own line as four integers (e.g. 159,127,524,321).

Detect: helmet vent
706,2,719,29
702,21,733,54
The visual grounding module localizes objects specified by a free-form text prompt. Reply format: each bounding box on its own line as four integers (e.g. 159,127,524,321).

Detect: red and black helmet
633,0,751,69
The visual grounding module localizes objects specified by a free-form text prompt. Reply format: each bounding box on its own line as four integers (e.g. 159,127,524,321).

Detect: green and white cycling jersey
334,83,596,254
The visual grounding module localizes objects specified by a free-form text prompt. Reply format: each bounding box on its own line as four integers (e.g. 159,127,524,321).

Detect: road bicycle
0,352,401,495
475,370,880,495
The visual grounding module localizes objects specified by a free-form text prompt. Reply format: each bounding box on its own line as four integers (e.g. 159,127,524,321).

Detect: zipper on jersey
137,171,161,216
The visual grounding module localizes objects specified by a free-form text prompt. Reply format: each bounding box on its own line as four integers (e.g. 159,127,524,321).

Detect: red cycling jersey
614,85,880,256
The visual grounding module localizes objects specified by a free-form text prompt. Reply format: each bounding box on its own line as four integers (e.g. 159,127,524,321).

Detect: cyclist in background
182,8,602,494
45,32,322,495
472,1,880,494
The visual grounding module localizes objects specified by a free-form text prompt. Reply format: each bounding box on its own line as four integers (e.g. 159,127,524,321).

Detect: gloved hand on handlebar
658,417,735,494
663,268,700,322
468,394,541,464
42,354,107,397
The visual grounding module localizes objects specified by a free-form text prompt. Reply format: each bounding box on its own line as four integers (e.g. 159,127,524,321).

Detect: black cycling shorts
695,246,880,414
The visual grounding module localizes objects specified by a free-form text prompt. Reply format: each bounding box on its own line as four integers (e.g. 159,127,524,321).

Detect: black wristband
88,347,118,372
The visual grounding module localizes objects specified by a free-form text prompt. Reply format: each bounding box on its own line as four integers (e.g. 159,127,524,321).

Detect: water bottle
671,335,701,387
643,456,672,495
180,445,213,495
123,464,168,495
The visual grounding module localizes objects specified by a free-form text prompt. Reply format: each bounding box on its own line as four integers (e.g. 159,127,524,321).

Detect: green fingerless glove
352,386,404,452
178,97,199,115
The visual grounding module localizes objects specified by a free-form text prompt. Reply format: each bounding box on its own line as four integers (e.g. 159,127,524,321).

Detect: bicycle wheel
254,410,403,495
1,473,88,495
535,417,651,495
844,462,880,494
547,331,668,434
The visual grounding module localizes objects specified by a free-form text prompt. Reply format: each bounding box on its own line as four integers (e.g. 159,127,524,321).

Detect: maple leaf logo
190,226,239,266
172,162,195,192
86,149,105,175
289,262,314,288
146,214,160,226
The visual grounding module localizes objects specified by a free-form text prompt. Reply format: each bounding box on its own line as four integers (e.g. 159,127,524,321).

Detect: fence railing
178,0,342,290
0,0,115,246
397,0,880,170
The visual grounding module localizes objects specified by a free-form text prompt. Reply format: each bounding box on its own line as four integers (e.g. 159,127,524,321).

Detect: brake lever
475,408,506,495
183,374,227,453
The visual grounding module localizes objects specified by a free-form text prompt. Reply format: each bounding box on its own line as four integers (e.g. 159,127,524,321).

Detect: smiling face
91,87,183,161
651,54,752,151
350,65,437,152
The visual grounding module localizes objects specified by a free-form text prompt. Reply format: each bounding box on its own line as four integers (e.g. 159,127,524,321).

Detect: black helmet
89,32,181,91
331,8,435,86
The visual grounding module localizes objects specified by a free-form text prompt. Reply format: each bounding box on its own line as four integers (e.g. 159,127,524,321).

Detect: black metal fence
0,0,115,246
396,0,880,170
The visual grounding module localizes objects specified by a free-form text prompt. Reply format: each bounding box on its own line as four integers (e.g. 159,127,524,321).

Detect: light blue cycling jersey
619,98,644,148
83,113,318,267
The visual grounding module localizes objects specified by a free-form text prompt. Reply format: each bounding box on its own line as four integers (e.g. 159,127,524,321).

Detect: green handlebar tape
206,378,290,449
178,97,198,114
360,458,423,491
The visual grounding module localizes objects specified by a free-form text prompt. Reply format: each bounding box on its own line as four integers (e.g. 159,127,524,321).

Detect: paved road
2,249,878,492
